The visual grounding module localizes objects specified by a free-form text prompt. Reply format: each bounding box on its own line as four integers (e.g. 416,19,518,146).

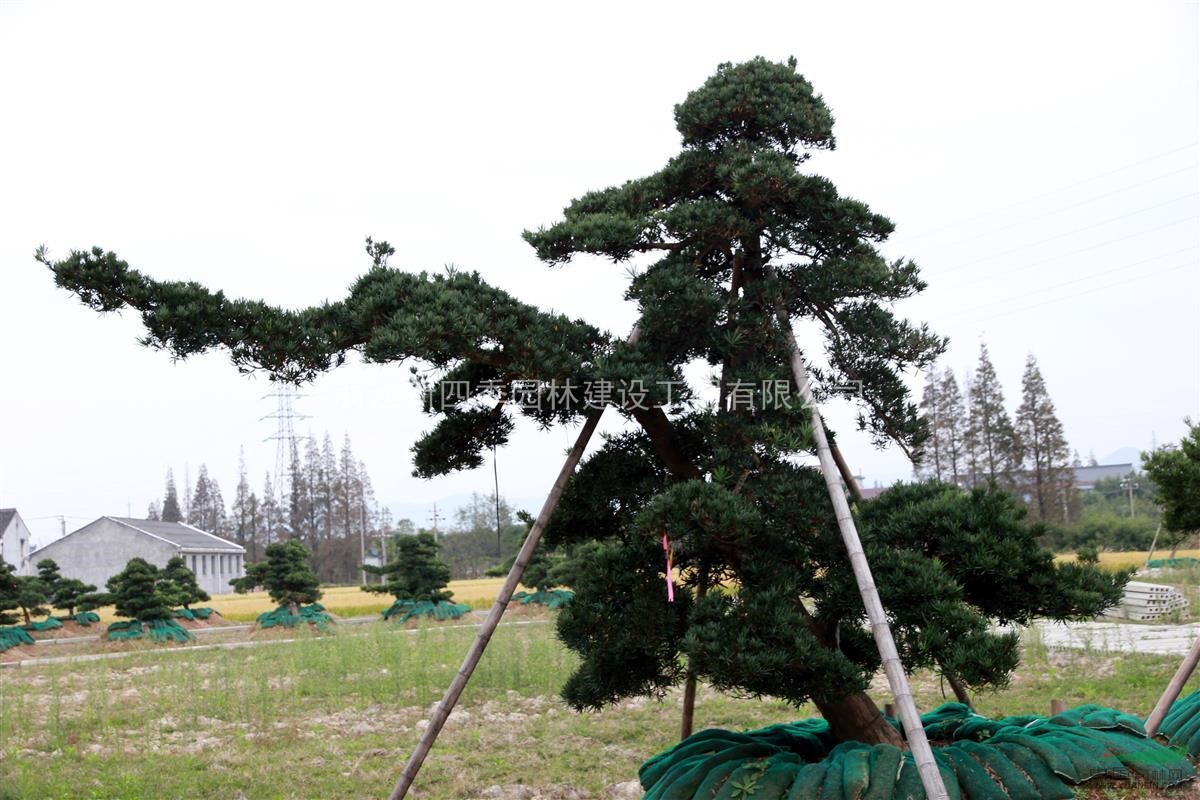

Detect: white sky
2,1,1197,548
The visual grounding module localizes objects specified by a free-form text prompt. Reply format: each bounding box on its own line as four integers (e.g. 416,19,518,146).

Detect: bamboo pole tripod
388,311,949,799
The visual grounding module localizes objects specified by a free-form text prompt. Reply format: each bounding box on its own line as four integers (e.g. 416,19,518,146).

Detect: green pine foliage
12,577,51,626
106,558,173,622
364,532,454,603
231,539,321,613
161,468,183,523
1143,420,1200,551
965,344,1022,487
36,558,99,616
1015,355,1075,524
37,57,1126,744
160,556,211,610
0,559,23,626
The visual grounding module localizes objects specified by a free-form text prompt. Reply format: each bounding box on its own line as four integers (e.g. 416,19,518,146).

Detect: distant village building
27,517,245,596
0,509,31,571
1071,463,1134,491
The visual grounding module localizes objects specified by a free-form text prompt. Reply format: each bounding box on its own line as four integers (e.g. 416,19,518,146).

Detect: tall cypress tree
1015,354,1073,523
232,448,254,550
938,368,967,486
966,344,1021,487
161,469,182,522
41,57,1124,746
916,368,945,480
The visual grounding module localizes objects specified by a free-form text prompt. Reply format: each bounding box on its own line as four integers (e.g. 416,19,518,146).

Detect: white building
0,509,31,572
29,516,245,597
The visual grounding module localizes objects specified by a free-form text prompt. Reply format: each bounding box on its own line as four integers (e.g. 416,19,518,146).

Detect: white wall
2,513,33,573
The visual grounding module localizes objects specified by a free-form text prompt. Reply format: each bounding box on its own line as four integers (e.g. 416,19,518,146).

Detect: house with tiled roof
28,516,245,596
0,509,31,571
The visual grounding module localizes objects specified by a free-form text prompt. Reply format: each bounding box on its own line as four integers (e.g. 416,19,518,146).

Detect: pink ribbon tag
663,533,675,603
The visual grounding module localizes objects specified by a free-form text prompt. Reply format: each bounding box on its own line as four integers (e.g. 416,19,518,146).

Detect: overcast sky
2,1,1197,548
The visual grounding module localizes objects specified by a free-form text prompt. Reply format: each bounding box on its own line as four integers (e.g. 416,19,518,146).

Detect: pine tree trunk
944,671,972,708
813,692,903,746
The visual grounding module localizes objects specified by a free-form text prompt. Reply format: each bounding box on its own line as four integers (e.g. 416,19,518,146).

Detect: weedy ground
2,617,1199,800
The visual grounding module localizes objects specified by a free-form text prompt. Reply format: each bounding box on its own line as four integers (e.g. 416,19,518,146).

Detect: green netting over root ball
1146,558,1200,569
256,603,334,630
381,599,471,623
0,626,36,652
639,702,1196,799
53,611,101,626
22,618,63,632
1157,688,1200,757
105,618,193,643
512,589,574,609
172,607,216,621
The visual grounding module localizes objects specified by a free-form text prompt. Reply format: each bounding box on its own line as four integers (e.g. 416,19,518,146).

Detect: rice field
88,578,511,623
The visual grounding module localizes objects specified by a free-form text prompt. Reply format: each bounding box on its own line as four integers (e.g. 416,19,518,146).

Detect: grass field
1055,549,1200,570
2,618,1197,800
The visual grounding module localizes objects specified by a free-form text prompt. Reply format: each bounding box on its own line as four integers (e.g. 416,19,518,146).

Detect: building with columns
26,516,245,597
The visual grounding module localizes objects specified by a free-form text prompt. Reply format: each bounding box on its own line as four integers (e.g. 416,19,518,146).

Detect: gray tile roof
107,517,244,552
0,509,16,534
1072,463,1135,486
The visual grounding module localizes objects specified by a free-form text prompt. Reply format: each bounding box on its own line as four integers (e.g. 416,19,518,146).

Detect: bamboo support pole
389,409,603,799
772,292,949,800
389,328,640,799
1145,636,1200,737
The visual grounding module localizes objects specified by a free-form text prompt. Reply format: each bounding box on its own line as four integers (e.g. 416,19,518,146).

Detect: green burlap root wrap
1146,558,1200,569
1156,688,1200,758
0,626,36,652
51,611,101,626
511,589,574,608
172,607,215,621
256,603,334,630
381,599,471,623
640,702,1195,799
22,618,63,632
105,618,193,643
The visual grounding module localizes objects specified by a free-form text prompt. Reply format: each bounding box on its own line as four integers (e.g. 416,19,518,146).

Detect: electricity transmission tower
261,384,308,539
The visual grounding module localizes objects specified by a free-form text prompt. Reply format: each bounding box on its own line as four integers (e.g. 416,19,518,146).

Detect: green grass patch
1,622,1195,799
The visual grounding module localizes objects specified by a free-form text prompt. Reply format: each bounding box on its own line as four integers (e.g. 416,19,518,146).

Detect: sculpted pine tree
232,539,321,616
0,559,20,626
364,532,454,603
108,558,173,622
1015,355,1074,523
39,58,1123,746
37,559,98,616
161,556,211,610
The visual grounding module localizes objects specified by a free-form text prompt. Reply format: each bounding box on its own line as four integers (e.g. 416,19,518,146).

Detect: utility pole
431,504,441,541
59,516,66,538
1121,477,1139,517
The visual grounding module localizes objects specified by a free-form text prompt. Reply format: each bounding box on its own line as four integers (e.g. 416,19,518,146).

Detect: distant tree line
147,433,406,584
916,344,1078,524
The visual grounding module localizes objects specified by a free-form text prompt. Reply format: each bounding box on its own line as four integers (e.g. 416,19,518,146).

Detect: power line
915,163,1198,251
928,192,1198,276
932,215,1198,291
905,142,1199,240
939,244,1200,320
941,260,1196,327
